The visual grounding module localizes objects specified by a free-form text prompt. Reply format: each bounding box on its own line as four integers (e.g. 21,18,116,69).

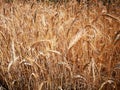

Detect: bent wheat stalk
102,13,120,23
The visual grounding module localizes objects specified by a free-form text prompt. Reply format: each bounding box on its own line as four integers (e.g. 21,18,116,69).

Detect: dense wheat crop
0,0,120,90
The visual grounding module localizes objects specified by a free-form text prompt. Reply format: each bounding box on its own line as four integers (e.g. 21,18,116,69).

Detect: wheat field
0,0,120,90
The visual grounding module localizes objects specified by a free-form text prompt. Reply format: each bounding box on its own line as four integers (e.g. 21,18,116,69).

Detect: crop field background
0,0,120,90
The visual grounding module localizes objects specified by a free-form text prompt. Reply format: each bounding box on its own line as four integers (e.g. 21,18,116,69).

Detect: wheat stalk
68,28,86,50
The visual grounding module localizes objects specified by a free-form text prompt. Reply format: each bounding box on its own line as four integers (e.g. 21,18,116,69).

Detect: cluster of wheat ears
0,0,120,90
